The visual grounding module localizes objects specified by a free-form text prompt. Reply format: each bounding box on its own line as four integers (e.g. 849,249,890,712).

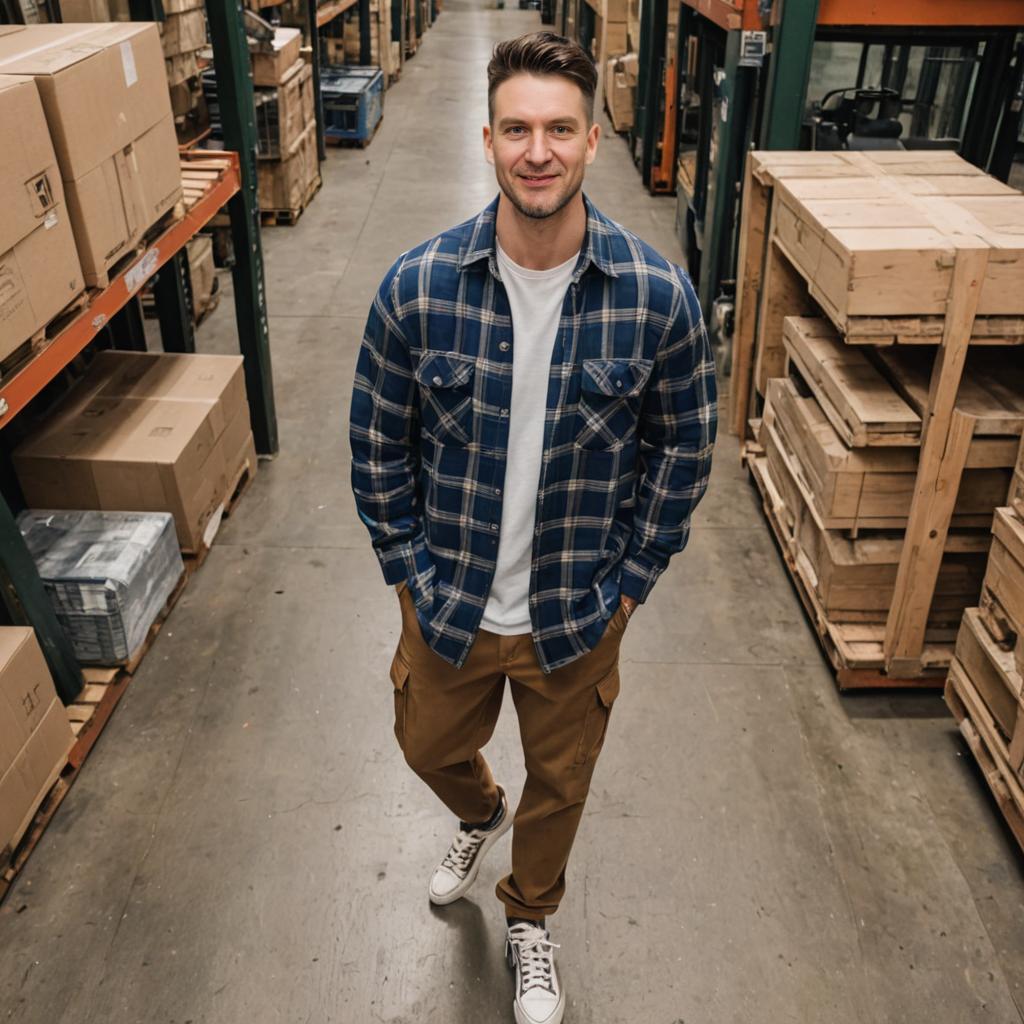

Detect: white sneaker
505,920,565,1024
428,788,511,906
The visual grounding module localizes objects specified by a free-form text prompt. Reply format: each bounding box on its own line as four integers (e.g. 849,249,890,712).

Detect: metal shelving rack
0,0,278,707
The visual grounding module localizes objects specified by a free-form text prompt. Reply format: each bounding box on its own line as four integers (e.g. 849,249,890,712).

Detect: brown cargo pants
390,583,626,920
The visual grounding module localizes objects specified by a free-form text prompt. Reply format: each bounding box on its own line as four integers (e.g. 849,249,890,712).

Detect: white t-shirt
480,241,579,635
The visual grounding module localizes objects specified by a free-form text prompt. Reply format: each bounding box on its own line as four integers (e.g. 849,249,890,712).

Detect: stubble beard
497,166,584,221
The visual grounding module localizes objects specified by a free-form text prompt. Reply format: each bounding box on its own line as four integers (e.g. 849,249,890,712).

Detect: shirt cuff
376,533,432,588
619,561,662,604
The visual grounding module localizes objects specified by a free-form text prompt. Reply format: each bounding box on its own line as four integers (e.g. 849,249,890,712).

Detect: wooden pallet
260,173,322,227
0,448,258,904
946,659,1024,852
748,450,949,689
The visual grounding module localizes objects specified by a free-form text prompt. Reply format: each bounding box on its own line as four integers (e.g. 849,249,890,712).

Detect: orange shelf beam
818,0,1024,26
0,151,241,431
684,0,1024,31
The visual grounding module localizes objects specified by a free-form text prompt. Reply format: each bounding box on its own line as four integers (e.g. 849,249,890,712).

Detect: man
350,31,716,1024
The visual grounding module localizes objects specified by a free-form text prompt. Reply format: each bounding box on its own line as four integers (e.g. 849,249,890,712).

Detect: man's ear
483,123,495,166
585,120,601,165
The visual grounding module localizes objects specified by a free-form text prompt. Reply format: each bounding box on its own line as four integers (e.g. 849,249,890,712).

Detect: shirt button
494,487,502,496
499,341,510,352
432,375,443,386
490,523,499,532
615,380,623,390
500,408,509,417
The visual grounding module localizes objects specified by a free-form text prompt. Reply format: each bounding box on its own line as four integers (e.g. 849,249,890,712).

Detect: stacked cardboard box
159,0,210,144
593,0,627,67
605,52,636,133
0,629,75,858
738,150,1024,686
14,351,257,554
0,76,84,366
0,23,183,288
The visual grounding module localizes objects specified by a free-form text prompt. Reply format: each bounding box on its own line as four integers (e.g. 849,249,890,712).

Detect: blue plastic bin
320,66,385,144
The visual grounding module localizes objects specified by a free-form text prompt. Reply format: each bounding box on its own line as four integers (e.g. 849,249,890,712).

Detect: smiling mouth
519,173,558,184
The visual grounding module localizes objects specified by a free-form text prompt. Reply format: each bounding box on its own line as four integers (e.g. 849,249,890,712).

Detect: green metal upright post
759,0,819,149
697,28,753,317
307,0,327,160
154,251,197,353
635,0,667,186
359,0,372,66
0,495,82,705
206,0,279,457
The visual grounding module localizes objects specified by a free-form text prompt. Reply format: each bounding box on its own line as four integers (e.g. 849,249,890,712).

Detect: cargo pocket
415,351,476,445
574,358,653,452
573,667,620,765
390,651,410,747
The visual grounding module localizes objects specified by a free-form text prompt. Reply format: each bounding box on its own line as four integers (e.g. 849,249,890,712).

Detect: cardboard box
258,121,318,212
58,0,111,18
597,16,628,59
0,76,84,364
160,9,206,58
0,628,75,855
605,58,634,132
14,352,253,552
186,234,216,318
604,0,628,21
0,23,183,286
250,27,302,87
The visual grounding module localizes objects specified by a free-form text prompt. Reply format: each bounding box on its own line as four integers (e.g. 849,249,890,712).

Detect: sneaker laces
439,828,486,878
508,922,560,994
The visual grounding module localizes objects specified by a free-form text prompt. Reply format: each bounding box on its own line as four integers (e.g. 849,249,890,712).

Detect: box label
120,40,138,87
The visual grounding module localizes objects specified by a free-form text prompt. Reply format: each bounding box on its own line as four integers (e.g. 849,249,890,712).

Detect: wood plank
783,316,920,446
729,155,771,437
752,235,816,400
874,346,1024,436
885,250,990,675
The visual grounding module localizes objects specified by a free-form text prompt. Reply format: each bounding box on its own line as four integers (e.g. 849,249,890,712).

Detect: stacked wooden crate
736,150,1024,689
946,479,1024,850
252,31,321,223
159,0,209,145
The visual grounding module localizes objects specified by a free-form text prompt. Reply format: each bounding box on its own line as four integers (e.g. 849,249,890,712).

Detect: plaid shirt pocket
415,351,476,445
575,358,654,452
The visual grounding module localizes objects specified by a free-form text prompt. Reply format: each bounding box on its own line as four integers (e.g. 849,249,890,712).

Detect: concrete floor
2,5,1024,1022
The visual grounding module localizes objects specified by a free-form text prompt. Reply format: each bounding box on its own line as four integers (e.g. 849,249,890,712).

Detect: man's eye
552,126,570,135
507,126,526,135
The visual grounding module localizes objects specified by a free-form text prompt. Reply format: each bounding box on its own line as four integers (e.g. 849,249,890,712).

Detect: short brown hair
487,32,598,123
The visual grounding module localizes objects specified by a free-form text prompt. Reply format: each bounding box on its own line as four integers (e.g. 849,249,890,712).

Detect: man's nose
527,129,551,165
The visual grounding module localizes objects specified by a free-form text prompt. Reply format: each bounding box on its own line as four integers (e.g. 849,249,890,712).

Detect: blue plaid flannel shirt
350,194,717,673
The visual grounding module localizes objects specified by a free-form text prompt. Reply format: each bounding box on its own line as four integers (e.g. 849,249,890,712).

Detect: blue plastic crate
320,66,384,143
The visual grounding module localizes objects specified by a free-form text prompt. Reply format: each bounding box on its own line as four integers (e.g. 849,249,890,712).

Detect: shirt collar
457,193,620,282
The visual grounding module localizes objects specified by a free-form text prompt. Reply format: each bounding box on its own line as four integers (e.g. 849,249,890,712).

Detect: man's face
484,73,600,220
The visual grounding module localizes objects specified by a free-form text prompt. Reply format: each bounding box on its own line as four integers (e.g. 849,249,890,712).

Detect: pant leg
391,586,505,823
495,605,628,920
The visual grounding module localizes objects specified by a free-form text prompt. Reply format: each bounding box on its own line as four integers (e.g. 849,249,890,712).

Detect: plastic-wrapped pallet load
19,510,184,666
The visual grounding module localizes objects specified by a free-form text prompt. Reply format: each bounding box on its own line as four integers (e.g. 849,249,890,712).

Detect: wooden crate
731,150,1024,438
946,657,1024,852
734,150,1024,680
761,377,1011,530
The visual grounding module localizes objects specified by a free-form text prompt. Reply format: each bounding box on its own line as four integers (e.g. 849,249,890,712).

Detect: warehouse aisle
2,6,1024,1023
